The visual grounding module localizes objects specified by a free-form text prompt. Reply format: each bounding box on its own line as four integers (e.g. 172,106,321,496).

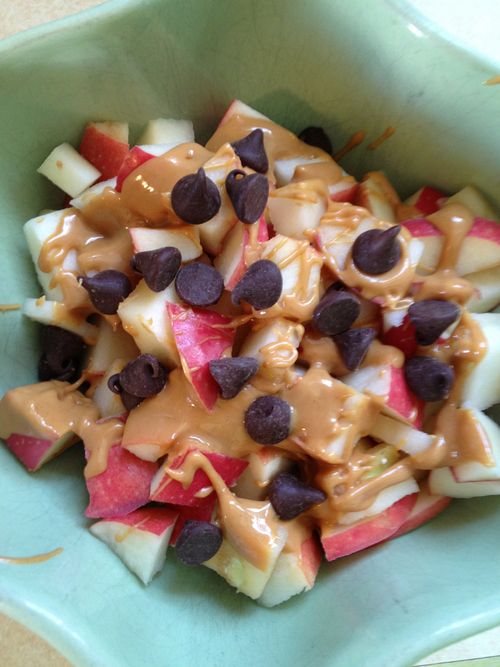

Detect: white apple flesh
37,142,101,197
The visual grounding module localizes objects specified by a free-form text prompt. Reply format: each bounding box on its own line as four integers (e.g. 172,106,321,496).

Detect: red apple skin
107,506,178,536
382,315,418,359
5,433,64,472
471,218,500,243
402,218,441,238
151,449,248,506
320,493,418,561
168,304,235,410
169,495,217,545
414,187,446,215
301,535,323,585
387,366,424,428
85,444,158,519
79,125,129,181
391,494,451,538
330,183,358,204
115,146,155,192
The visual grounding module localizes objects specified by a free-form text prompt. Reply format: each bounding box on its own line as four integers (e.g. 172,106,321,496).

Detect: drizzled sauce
0,304,21,312
0,547,63,565
334,131,366,161
368,127,396,151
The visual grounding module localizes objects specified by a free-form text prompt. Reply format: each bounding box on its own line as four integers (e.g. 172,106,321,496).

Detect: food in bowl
0,100,499,606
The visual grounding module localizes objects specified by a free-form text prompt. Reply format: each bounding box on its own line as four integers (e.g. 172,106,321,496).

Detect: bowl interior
1,1,500,666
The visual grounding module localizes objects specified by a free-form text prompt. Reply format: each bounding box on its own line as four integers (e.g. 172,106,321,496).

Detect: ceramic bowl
1,1,499,666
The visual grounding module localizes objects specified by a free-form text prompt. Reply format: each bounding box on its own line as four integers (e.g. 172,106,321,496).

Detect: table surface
1,1,500,666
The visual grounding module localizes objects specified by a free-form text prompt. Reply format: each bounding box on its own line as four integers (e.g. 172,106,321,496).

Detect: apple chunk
138,118,194,145
446,185,499,222
403,186,446,216
168,303,235,410
392,490,451,538
354,171,399,223
85,444,158,519
428,466,500,498
466,265,500,313
150,449,248,506
460,313,500,410
79,122,129,180
233,448,294,500
84,318,139,378
90,507,178,584
37,142,101,197
129,226,202,262
453,410,500,482
267,180,328,240
214,217,269,291
4,432,76,472
23,297,98,345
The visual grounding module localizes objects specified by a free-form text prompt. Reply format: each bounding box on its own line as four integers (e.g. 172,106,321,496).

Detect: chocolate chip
408,300,460,346
298,126,332,154
334,327,377,370
107,373,122,394
231,129,269,174
352,226,402,275
175,262,224,307
225,170,269,224
175,520,223,566
244,395,291,445
120,391,144,411
171,168,221,225
118,354,168,398
268,472,326,520
313,289,360,336
79,270,132,314
38,325,85,382
131,246,181,292
232,260,282,310
209,357,258,399
404,356,454,402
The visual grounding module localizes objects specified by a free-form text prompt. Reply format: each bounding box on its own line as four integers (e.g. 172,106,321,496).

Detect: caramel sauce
0,547,63,565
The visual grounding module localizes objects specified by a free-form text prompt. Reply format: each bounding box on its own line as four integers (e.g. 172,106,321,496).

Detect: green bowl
1,1,499,666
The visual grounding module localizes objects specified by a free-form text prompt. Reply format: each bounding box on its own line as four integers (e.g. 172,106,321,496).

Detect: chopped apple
343,363,423,426
320,492,417,561
37,142,101,197
239,317,303,373
115,146,155,192
129,226,202,262
90,506,178,584
23,209,72,301
267,180,328,239
446,185,499,222
338,479,419,525
84,318,139,378
169,497,217,545
85,444,158,519
117,279,181,368
466,265,500,313
214,217,268,290
453,410,500,482
274,157,325,187
23,297,98,344
167,303,235,410
258,532,322,607
382,310,417,358
460,313,500,410
197,145,241,254
371,413,437,456
216,99,270,129
4,432,76,472
79,123,129,180
259,234,322,320
233,448,294,500
404,186,446,216
92,359,127,418
428,466,500,498
354,171,400,223
150,449,248,506
328,177,358,203
89,121,129,144
138,118,194,145
392,490,451,538
204,529,287,600
69,177,117,209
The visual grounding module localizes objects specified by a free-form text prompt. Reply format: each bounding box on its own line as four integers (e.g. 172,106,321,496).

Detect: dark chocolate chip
334,327,377,370
268,472,326,520
175,520,223,566
225,170,269,224
404,356,454,402
313,289,360,336
352,226,402,275
131,246,181,292
231,129,269,174
38,353,78,382
175,262,224,307
209,357,259,399
119,354,168,398
244,395,291,445
120,391,144,411
171,168,221,225
408,299,460,346
107,373,122,394
298,126,332,154
232,260,282,310
79,270,132,314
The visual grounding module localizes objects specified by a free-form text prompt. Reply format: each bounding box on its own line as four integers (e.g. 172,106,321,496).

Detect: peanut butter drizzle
334,131,366,161
0,304,21,312
121,143,212,224
282,367,379,464
427,203,475,270
166,450,283,570
0,547,63,565
414,269,474,305
368,127,396,151
292,161,343,187
485,75,500,85
0,381,123,478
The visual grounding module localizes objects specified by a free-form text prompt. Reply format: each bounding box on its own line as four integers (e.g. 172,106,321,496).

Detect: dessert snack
1,102,499,606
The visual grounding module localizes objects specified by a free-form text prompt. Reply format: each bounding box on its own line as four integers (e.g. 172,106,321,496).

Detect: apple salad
1,101,500,606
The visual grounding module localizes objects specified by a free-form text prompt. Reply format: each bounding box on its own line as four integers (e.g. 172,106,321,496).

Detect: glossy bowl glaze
1,1,499,666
